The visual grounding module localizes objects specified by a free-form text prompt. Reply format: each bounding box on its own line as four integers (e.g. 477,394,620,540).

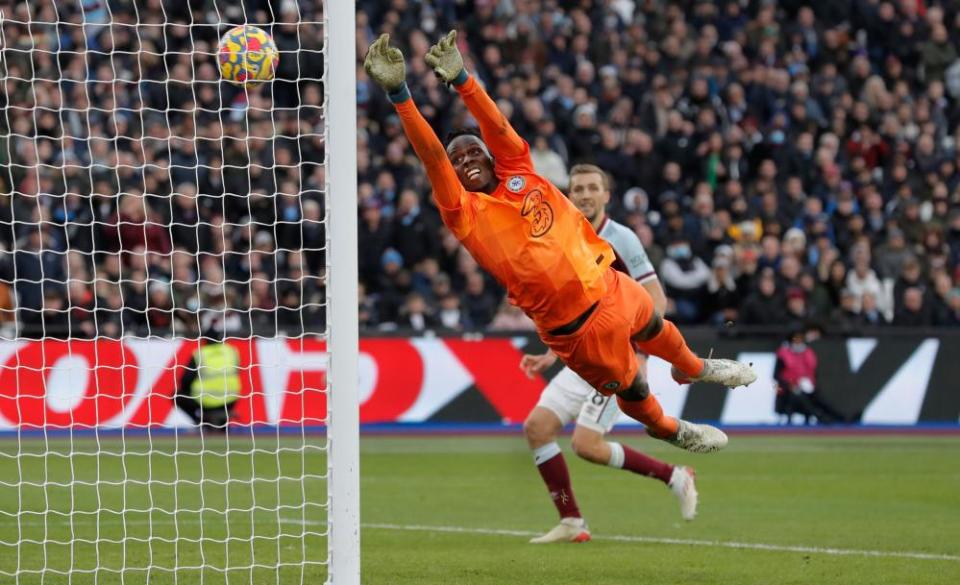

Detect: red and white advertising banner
0,337,547,429
0,335,953,429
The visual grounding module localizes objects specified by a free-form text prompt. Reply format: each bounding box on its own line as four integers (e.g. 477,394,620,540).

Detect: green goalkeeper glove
425,30,467,86
363,33,407,93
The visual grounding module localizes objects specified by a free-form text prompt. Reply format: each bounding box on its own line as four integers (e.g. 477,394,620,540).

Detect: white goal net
0,0,358,583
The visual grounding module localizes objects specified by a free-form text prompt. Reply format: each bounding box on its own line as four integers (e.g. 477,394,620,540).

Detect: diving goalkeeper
364,32,756,452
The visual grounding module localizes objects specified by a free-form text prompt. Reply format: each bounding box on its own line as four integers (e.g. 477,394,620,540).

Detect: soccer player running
520,164,696,543
364,32,755,452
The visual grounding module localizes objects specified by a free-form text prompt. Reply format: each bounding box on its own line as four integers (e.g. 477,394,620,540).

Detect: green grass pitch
1,433,958,584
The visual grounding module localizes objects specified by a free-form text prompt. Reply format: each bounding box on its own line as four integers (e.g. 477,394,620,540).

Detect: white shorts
535,366,620,434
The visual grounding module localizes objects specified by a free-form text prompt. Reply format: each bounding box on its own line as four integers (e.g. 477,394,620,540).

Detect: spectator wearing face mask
658,238,710,324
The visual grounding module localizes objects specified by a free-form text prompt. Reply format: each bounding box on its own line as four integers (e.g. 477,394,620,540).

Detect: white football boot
673,359,757,388
528,517,591,544
650,419,728,453
668,466,698,521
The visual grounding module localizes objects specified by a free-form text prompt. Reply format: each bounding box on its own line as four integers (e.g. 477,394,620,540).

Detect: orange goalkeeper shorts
539,268,654,395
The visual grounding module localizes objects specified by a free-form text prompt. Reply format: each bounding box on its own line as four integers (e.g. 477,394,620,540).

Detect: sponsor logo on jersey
507,176,525,192
520,189,554,237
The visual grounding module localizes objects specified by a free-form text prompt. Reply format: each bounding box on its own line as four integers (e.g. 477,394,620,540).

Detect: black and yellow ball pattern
217,25,279,85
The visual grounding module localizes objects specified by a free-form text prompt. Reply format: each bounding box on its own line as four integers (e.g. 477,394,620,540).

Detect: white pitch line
12,517,958,562
361,522,960,563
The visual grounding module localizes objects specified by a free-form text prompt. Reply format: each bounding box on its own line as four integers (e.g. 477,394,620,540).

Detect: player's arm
613,225,667,313
392,98,466,212
426,31,533,172
643,279,668,315
364,35,467,216
520,348,558,379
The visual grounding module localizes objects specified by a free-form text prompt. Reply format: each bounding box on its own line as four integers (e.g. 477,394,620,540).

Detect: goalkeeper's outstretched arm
392,96,466,211
426,31,531,168
364,34,465,212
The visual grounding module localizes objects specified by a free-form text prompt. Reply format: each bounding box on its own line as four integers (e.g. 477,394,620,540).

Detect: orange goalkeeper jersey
393,76,613,330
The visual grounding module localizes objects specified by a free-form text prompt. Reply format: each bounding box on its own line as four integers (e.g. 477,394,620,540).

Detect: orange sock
616,394,679,438
636,319,704,379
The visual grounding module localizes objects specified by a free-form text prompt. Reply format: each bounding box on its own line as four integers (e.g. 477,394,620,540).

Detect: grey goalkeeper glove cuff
387,82,411,104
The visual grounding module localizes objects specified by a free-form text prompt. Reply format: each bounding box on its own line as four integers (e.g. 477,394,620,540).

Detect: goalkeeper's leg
542,270,733,452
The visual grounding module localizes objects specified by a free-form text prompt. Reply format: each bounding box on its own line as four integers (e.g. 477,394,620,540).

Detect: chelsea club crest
507,176,525,192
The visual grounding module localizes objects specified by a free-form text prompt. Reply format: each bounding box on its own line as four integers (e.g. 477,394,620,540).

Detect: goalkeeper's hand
425,30,465,85
363,33,406,92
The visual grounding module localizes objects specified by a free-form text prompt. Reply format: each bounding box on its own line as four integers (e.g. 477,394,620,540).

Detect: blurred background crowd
357,0,960,332
0,0,325,337
2,0,960,338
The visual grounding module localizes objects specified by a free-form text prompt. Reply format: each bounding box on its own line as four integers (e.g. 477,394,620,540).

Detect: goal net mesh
0,0,336,582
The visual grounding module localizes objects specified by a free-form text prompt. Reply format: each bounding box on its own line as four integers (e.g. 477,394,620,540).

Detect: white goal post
0,0,359,583
325,0,360,583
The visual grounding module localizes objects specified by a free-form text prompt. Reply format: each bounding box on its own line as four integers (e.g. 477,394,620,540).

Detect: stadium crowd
0,0,326,337
357,0,960,332
2,1,960,338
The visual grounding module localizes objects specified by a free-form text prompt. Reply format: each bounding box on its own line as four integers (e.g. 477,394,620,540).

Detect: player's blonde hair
569,164,610,190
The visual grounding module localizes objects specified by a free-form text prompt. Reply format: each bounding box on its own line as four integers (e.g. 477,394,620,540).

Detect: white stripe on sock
532,441,562,465
606,441,625,468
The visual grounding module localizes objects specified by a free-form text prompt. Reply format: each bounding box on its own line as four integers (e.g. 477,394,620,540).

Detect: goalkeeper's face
447,135,496,193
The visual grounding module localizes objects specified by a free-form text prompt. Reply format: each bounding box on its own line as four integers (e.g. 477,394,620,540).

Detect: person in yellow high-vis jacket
174,329,242,430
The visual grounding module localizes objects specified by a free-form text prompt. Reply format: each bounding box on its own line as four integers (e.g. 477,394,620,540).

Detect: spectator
399,292,437,332
375,248,407,324
659,238,710,323
104,193,171,259
893,287,934,326
931,273,958,325
822,258,849,307
874,228,913,280
359,199,394,289
14,223,66,329
358,283,379,329
702,255,739,326
832,289,865,333
740,269,787,325
67,280,96,338
436,294,464,331
785,287,811,323
300,199,326,274
391,189,440,267
798,270,833,321
893,257,928,314
774,327,847,425
39,290,70,340
168,186,209,255
531,135,570,189
921,24,957,83
860,292,887,326
461,271,499,330
846,244,887,315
